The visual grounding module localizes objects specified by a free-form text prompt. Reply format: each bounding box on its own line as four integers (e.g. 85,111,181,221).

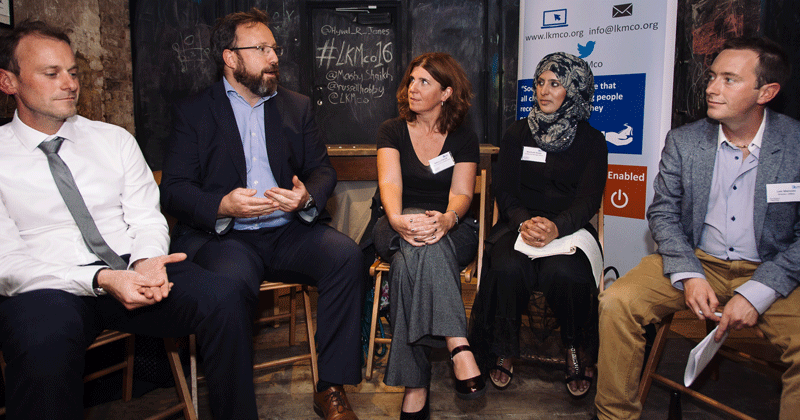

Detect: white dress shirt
0,113,168,297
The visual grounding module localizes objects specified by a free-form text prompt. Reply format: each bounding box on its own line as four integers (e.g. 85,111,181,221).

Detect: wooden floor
76,307,783,420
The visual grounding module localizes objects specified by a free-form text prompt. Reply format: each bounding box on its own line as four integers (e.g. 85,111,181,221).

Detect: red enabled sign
604,164,647,220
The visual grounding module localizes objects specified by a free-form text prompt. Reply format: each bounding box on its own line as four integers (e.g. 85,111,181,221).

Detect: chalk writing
320,25,391,36
314,24,395,108
310,10,400,143
316,38,393,69
172,34,211,73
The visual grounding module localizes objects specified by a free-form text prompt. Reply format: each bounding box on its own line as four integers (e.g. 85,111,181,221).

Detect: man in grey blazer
594,37,800,420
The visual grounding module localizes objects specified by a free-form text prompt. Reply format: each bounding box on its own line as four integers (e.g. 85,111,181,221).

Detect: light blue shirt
670,116,780,314
223,78,292,230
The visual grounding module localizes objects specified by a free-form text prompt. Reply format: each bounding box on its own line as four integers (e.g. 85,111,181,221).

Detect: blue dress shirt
223,78,292,230
670,116,780,314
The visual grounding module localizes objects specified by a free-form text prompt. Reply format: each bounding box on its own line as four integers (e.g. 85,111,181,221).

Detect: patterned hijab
527,52,595,152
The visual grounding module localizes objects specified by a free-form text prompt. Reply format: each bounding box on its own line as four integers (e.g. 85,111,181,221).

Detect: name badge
429,152,455,174
767,183,800,203
522,146,547,163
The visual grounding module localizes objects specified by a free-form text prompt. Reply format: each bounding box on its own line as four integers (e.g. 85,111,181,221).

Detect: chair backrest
474,169,489,286
152,171,178,231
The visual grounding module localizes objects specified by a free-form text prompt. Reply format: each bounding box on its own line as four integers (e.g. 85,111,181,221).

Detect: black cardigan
493,119,608,239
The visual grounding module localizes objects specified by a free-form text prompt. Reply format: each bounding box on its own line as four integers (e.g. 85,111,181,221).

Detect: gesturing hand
218,188,279,218
264,175,310,212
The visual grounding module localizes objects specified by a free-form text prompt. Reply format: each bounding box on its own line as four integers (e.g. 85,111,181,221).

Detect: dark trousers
470,229,598,369
0,260,258,420
188,220,364,386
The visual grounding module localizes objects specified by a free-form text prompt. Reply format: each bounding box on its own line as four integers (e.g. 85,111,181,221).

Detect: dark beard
234,63,280,97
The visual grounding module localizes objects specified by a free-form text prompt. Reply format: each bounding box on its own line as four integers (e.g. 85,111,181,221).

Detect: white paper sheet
684,316,728,387
513,228,604,287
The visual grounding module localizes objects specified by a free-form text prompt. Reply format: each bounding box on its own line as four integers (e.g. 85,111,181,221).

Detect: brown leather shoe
313,386,359,420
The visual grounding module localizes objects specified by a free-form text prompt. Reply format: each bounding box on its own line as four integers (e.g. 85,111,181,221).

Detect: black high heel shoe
450,345,487,400
399,388,430,420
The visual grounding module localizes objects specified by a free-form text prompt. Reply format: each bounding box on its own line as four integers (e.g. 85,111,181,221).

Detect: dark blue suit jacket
160,81,336,258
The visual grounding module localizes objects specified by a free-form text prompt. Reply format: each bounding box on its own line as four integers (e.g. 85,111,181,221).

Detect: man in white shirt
0,20,259,419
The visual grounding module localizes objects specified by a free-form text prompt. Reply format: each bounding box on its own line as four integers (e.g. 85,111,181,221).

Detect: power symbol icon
611,189,629,209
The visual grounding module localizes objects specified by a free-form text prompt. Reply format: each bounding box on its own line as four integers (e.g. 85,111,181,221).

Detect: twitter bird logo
577,41,595,58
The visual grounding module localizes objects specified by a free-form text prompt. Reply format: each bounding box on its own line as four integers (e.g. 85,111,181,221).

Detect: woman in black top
373,52,484,419
469,52,607,398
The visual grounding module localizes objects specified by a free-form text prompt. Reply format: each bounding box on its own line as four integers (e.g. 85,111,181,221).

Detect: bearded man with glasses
160,8,364,420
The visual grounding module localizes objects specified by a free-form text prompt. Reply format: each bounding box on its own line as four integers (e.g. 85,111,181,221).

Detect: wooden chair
364,169,491,380
151,171,319,414
188,281,319,410
0,333,197,420
637,311,787,419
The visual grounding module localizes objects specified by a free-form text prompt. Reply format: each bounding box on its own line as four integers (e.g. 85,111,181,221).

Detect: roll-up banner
516,0,678,282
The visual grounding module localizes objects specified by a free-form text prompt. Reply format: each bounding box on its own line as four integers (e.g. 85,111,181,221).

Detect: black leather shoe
399,389,430,420
450,345,487,400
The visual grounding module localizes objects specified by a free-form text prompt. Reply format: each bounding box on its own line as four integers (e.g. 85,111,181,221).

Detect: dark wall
131,0,495,170
671,0,800,128
9,0,792,169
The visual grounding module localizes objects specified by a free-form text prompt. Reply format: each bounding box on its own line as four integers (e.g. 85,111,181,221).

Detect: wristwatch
93,268,108,296
302,194,315,211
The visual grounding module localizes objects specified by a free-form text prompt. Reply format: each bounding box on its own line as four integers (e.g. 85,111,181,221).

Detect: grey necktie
39,137,128,270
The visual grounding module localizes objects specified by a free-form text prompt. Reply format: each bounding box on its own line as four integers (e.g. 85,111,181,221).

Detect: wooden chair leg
189,334,199,415
289,286,298,346
638,314,674,405
157,338,198,420
188,284,319,413
302,286,320,386
272,289,281,328
365,271,383,380
121,334,135,402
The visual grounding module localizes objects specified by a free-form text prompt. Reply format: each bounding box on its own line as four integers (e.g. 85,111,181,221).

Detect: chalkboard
306,1,403,144
131,0,217,169
409,0,487,140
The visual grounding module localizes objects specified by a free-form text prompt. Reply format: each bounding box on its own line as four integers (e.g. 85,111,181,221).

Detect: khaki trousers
595,249,800,420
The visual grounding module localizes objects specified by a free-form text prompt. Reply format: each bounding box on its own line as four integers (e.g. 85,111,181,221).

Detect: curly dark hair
211,8,270,75
397,52,473,134
0,19,71,75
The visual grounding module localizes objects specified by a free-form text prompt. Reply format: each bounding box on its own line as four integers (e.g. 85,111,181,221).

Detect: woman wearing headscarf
469,52,607,398
374,52,485,420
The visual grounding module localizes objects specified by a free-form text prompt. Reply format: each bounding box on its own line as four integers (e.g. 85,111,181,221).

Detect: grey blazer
647,109,800,297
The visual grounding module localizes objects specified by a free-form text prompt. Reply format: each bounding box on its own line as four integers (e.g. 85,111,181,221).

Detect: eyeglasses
229,44,284,57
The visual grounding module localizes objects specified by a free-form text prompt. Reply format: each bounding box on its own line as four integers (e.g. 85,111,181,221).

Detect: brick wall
0,0,135,134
